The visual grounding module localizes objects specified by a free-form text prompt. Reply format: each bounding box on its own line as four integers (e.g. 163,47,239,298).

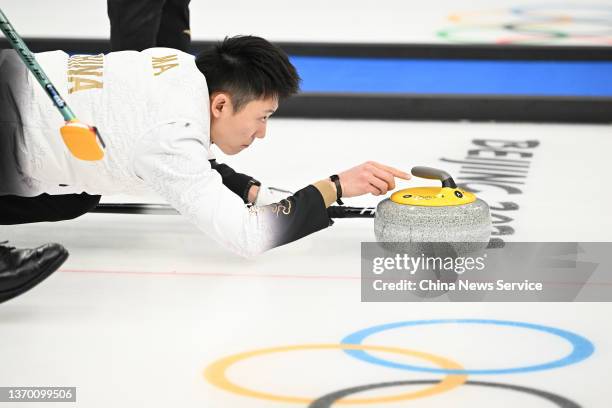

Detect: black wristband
329,174,344,205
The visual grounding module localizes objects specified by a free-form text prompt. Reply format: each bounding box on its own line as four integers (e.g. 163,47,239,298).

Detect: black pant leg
0,193,102,225
156,0,191,52
108,0,166,51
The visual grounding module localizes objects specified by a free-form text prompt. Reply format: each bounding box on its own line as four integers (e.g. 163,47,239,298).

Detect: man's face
209,93,278,155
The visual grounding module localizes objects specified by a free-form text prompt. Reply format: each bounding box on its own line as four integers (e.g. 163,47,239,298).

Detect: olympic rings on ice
439,5,612,45
203,319,594,405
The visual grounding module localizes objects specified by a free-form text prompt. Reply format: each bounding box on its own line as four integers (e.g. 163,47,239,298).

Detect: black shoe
0,242,69,304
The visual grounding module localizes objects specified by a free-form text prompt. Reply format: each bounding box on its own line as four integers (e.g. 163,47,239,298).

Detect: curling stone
374,166,491,247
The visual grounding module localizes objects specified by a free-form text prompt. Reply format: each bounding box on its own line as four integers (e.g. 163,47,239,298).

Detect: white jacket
0,48,288,257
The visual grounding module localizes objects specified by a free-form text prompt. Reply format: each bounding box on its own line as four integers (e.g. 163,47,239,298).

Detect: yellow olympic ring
448,9,572,25
448,9,510,23
204,343,467,404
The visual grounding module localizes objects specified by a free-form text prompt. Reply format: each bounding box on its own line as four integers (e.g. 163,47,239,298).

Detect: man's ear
210,92,231,119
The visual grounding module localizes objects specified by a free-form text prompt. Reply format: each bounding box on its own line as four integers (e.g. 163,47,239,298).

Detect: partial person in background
108,0,192,52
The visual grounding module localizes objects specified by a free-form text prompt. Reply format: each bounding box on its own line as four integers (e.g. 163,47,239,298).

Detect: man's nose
255,123,267,139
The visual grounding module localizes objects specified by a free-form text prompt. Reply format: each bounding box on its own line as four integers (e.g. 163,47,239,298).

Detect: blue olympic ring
341,319,595,375
511,5,612,22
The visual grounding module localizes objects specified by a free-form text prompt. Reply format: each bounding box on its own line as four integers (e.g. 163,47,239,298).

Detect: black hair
195,35,300,112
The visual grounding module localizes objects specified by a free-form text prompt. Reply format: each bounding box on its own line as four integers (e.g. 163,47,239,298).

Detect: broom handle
92,203,376,218
0,8,76,122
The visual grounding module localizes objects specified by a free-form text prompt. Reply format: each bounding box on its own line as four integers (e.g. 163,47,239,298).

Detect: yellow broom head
60,120,105,161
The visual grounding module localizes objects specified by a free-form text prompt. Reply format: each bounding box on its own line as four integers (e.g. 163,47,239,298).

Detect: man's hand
338,161,411,197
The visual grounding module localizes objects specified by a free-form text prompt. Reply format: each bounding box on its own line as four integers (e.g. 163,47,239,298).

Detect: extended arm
133,122,333,257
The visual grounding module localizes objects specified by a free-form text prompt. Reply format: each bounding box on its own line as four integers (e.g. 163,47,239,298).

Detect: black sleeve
209,159,259,203
209,161,333,250
259,184,334,250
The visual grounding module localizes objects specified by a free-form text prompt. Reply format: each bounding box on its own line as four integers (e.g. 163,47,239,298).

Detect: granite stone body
374,198,492,255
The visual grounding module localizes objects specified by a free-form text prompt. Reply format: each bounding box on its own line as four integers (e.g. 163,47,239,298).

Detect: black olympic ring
308,379,581,408
506,19,612,38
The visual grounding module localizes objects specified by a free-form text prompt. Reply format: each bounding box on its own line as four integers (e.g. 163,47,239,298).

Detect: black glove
209,159,260,204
